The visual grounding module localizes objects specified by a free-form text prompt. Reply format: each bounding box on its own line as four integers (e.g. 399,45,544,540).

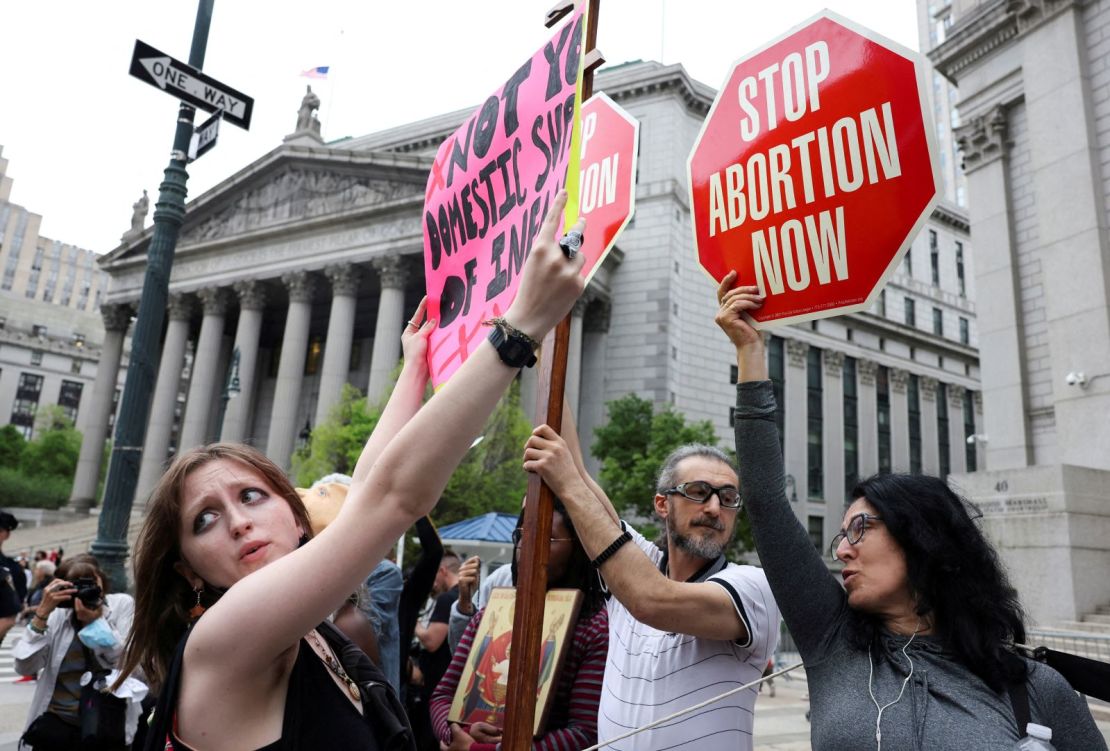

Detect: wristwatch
488,324,538,369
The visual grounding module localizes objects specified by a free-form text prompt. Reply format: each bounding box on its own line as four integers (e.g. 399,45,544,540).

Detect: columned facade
267,272,316,469
221,280,266,443
367,257,408,403
67,303,131,513
315,265,360,425
179,288,229,451
135,294,194,505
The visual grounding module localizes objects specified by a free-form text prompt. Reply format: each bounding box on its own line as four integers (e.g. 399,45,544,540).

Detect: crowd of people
0,193,1104,750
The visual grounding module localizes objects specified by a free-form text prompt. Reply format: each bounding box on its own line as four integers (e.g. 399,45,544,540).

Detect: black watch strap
488,325,538,369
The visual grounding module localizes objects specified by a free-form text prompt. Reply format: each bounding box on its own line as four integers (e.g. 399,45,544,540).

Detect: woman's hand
457,556,480,616
503,190,586,340
73,596,104,626
36,579,77,618
441,723,476,751
468,722,502,743
401,296,434,375
714,271,768,382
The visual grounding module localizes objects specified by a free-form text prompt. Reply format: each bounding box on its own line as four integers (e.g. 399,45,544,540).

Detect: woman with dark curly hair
714,271,1105,751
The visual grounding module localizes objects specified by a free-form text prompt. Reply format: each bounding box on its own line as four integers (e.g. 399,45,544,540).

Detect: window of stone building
30,350,43,366
71,359,82,375
304,336,323,375
933,307,943,336
956,242,966,297
930,237,940,287
807,516,824,550
11,372,43,439
843,357,858,498
959,317,969,345
728,406,736,428
877,289,887,317
877,366,891,474
58,380,83,424
937,383,950,478
729,364,737,385
908,375,922,474
768,336,785,452
32,324,48,339
904,298,916,328
963,390,977,472
904,243,914,277
807,347,823,498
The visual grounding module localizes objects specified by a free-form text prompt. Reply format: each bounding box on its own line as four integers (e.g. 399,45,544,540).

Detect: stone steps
1052,620,1110,635
6,510,147,559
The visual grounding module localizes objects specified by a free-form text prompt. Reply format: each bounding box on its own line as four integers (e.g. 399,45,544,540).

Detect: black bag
144,622,415,751
20,710,79,750
78,643,127,750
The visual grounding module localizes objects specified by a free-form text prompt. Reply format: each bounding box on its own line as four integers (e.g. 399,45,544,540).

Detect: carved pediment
180,168,424,245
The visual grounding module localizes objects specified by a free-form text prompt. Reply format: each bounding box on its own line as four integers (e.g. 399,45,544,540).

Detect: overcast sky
0,1,919,253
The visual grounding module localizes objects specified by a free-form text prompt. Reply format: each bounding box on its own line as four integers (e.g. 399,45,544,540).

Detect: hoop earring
189,586,206,619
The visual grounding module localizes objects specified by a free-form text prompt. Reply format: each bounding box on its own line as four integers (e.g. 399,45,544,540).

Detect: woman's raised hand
504,190,586,340
401,295,434,374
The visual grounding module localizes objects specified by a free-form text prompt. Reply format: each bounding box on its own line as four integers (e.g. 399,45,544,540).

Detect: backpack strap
317,620,416,751
1006,677,1031,737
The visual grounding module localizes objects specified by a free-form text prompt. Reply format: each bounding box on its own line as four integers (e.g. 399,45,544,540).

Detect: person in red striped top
430,499,608,751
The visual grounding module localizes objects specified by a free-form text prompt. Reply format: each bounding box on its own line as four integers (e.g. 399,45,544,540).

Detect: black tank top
171,638,378,751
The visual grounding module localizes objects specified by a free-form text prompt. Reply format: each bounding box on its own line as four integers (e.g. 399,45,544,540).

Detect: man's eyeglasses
661,481,742,509
511,528,576,547
828,512,884,562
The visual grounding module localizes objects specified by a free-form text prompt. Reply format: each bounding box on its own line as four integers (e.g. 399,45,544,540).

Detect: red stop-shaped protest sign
578,92,639,283
688,11,939,326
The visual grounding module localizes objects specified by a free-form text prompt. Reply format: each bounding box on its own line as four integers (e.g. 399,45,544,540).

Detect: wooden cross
500,1,604,749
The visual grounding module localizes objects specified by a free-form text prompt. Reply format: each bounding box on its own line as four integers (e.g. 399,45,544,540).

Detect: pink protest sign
423,6,585,388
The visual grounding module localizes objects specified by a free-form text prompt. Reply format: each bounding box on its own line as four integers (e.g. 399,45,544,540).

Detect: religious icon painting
449,587,583,736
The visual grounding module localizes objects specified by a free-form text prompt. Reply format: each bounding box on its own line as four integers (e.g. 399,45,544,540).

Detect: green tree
21,421,82,482
592,394,754,553
290,383,381,486
0,425,25,468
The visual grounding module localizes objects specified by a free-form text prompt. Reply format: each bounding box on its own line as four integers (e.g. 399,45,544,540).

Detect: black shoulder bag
78,642,128,751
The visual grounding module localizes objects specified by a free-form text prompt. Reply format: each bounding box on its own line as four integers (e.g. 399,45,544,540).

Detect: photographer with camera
14,553,138,750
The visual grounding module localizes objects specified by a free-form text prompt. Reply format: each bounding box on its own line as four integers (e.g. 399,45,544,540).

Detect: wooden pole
500,2,603,748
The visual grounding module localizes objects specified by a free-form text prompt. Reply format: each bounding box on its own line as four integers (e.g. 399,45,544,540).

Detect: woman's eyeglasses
828,512,884,562
661,481,742,509
511,528,576,547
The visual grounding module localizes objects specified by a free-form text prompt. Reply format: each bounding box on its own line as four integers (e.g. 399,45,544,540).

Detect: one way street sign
129,39,254,130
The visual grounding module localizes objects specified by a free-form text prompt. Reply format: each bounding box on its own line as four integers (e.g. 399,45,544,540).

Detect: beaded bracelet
591,526,633,569
482,317,540,350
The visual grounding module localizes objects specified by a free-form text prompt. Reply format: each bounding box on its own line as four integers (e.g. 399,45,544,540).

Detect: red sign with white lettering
688,11,940,326
577,92,639,285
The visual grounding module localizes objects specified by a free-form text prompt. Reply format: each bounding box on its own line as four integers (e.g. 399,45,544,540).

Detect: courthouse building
0,146,121,451
928,0,1110,625
78,60,982,557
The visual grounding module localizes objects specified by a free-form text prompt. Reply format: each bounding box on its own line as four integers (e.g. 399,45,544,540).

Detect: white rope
581,660,805,751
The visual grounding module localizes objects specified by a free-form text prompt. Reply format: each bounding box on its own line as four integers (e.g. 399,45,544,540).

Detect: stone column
578,299,611,478
178,288,230,451
784,339,809,520
315,265,360,425
565,297,589,419
857,360,879,477
890,368,910,473
947,383,968,476
221,280,267,443
367,256,409,403
954,105,1032,469
67,303,132,514
267,272,316,469
822,350,845,544
135,294,195,505
920,376,940,475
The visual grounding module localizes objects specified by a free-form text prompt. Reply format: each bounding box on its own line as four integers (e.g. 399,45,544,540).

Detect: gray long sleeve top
734,380,1106,751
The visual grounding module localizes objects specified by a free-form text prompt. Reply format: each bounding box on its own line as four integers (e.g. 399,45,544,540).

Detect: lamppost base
89,539,132,593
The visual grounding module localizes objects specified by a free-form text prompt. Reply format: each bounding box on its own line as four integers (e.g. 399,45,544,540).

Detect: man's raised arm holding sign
523,413,781,750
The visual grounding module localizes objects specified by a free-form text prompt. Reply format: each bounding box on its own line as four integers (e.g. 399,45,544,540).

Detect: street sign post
577,92,639,284
129,39,254,130
687,10,940,326
189,109,221,162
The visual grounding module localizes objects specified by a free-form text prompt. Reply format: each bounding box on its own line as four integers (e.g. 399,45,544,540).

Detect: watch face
504,337,531,365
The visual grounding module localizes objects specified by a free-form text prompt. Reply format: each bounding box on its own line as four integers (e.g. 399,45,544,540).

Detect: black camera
58,577,103,609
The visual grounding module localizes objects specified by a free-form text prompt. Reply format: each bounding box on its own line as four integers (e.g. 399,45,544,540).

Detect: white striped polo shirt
596,526,780,751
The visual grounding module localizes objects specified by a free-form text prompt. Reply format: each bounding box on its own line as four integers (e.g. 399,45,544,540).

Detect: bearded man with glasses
523,426,781,751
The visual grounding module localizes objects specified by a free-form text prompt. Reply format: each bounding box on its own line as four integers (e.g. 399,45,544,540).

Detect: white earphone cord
581,661,805,751
868,625,920,751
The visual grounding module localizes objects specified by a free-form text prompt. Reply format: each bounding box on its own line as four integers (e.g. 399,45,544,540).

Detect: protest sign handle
501,3,601,749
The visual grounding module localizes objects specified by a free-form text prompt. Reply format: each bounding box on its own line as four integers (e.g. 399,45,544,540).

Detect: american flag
300,66,329,79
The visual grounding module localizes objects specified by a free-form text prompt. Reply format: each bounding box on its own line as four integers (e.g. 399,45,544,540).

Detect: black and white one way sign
129,40,254,130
